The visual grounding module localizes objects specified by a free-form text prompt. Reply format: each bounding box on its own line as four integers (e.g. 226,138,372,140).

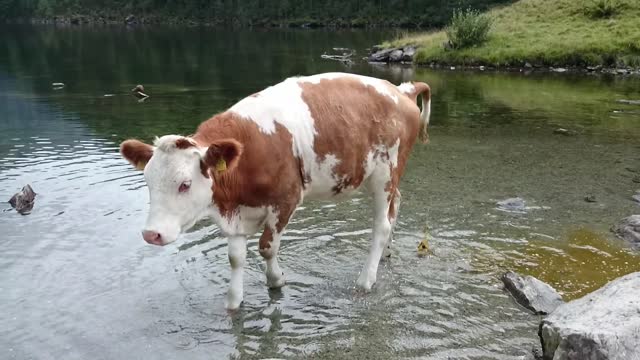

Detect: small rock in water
552,67,567,73
584,195,597,203
617,99,640,106
496,197,526,213
611,215,640,248
501,271,564,315
8,184,36,215
131,84,149,100
539,272,640,360
52,82,65,90
553,128,576,136
632,191,640,204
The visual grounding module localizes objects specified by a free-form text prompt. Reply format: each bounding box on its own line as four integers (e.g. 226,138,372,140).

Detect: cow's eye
178,181,191,193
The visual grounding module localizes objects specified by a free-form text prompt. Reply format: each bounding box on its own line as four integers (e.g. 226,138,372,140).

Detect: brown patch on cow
175,137,196,149
192,113,302,226
259,226,273,252
120,139,154,171
299,77,422,196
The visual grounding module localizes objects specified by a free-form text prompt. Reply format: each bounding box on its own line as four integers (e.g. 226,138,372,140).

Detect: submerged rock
617,99,640,106
539,272,640,360
8,184,36,215
632,191,640,204
584,195,597,203
496,197,526,213
611,215,640,248
553,128,576,136
501,271,564,315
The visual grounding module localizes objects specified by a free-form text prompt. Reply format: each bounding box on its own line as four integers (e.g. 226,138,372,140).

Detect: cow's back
229,73,421,200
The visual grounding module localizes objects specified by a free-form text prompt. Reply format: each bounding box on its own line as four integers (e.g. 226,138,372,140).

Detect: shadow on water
1,25,640,359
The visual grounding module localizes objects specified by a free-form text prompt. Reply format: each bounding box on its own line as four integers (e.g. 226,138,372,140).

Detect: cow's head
120,135,243,246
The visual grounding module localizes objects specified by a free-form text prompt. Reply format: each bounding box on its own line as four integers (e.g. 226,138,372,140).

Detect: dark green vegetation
388,0,640,68
445,8,492,49
0,0,515,28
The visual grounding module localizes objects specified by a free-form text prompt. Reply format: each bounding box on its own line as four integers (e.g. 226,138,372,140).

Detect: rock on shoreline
539,272,640,360
611,215,640,249
501,271,564,315
368,46,417,64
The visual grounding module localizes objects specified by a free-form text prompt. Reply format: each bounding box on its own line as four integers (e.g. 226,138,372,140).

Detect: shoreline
368,46,640,77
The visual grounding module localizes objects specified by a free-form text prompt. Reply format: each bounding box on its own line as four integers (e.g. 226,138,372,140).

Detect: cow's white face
120,135,242,246
143,144,212,245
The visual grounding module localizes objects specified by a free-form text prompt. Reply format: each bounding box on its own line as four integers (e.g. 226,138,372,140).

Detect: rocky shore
368,45,640,76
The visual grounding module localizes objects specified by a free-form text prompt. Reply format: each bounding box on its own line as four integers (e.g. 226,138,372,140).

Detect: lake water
1,25,640,360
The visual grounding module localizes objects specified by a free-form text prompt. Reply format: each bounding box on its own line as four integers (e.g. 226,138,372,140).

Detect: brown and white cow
120,72,431,310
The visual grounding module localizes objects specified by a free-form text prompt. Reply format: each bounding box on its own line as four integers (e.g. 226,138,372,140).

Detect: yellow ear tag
135,161,147,171
215,158,227,172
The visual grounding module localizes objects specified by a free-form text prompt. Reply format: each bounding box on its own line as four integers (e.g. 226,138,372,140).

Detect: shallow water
1,26,640,359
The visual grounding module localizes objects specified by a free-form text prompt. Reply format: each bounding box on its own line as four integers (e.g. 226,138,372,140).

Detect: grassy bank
386,0,640,68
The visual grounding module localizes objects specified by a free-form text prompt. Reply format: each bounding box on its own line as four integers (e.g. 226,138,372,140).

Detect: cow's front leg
226,235,247,310
260,227,285,288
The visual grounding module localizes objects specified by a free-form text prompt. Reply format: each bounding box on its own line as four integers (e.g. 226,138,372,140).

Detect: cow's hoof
225,293,243,311
267,272,286,289
356,274,375,291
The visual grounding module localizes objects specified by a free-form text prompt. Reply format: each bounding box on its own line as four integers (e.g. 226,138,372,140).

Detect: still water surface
1,26,640,359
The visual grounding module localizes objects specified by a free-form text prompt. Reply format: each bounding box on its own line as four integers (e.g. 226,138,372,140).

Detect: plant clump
445,8,492,49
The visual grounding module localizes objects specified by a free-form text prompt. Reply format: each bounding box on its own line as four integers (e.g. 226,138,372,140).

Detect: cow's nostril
142,230,162,245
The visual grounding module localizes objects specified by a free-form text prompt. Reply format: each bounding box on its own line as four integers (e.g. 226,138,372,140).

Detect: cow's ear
120,139,154,171
203,139,243,174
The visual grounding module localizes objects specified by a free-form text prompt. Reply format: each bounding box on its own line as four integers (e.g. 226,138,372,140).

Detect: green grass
385,0,640,67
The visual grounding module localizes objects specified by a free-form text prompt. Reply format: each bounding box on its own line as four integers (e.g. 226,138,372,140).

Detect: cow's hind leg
383,189,401,258
259,203,297,289
356,184,395,290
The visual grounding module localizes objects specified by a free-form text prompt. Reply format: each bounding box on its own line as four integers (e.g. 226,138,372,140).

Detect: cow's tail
398,81,431,143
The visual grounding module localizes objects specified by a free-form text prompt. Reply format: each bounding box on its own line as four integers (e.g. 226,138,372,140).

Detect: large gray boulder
388,49,404,62
501,271,564,315
401,46,417,62
611,215,640,249
368,48,394,62
539,272,640,360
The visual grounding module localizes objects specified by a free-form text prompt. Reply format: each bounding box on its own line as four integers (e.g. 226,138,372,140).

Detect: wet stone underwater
1,26,640,359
